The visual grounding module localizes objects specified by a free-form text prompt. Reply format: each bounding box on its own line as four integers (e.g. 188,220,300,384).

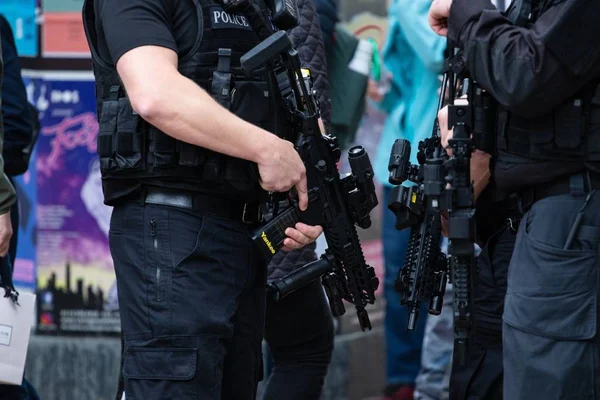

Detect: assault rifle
224,0,380,331
387,47,494,364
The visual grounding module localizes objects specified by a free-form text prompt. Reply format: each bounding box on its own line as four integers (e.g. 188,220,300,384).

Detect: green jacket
0,34,17,215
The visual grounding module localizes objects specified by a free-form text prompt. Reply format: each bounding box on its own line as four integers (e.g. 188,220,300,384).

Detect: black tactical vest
83,0,277,201
497,0,600,166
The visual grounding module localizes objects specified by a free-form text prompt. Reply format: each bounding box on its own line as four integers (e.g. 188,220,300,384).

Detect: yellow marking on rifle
411,193,417,203
261,232,276,254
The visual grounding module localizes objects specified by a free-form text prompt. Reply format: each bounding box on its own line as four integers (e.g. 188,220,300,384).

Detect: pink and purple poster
22,70,119,335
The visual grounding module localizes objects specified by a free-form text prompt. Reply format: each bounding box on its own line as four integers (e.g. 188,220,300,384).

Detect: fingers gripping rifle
226,0,380,331
387,44,494,364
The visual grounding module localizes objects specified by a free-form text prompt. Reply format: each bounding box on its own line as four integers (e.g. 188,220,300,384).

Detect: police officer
430,0,600,399
82,1,323,399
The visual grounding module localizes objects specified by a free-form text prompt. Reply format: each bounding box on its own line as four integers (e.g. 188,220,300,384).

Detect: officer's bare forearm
141,73,273,163
116,45,274,164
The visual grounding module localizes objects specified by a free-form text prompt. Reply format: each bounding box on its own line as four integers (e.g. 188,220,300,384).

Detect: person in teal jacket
369,0,446,399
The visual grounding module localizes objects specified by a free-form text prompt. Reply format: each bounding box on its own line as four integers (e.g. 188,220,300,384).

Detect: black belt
144,187,263,224
519,171,600,211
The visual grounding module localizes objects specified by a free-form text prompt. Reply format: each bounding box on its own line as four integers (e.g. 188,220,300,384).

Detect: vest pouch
115,98,143,170
553,99,583,150
97,98,144,173
97,100,118,172
176,141,205,167
148,128,177,167
225,80,271,193
523,116,554,157
230,80,271,130
587,107,600,161
505,114,552,157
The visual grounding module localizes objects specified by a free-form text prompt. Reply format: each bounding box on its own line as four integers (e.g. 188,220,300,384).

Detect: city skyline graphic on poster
22,70,119,335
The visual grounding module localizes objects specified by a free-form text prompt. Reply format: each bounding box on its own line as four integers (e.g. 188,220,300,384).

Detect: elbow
129,92,168,123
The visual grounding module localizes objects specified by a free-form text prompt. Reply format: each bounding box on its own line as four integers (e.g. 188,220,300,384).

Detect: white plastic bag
0,291,36,385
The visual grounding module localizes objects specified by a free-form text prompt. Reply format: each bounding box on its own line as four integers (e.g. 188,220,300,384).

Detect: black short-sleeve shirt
94,0,199,65
93,0,203,203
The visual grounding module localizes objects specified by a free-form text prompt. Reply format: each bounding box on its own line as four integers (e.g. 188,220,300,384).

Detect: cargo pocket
123,347,199,400
97,98,144,172
504,212,598,339
504,290,596,340
503,217,598,398
503,200,600,399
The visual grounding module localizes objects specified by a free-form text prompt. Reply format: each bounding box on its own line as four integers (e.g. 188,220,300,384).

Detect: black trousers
262,279,335,400
450,225,516,400
117,272,335,400
111,200,266,400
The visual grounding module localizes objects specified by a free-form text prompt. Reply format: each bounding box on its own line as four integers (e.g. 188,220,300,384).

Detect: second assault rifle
225,0,380,331
387,47,495,363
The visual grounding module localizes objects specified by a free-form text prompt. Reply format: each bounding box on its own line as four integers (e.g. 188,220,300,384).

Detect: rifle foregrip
252,206,300,260
267,257,333,302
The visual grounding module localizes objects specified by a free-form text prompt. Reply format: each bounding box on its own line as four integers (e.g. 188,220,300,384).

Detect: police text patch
210,6,253,31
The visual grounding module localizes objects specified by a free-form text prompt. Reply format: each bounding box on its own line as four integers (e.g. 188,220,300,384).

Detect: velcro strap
194,51,244,67
217,48,232,72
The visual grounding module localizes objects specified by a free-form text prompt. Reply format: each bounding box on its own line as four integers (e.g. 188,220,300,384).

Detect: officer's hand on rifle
438,99,491,200
282,223,324,252
438,98,491,236
257,136,324,250
257,136,310,210
429,0,453,37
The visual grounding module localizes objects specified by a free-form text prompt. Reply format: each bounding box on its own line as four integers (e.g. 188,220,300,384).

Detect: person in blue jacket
369,1,446,399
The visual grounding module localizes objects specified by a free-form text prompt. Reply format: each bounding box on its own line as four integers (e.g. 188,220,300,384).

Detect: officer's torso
83,0,276,205
494,0,600,193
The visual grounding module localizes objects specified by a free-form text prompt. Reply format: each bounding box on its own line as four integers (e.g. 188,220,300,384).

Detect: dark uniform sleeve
97,0,178,64
448,0,600,118
314,0,339,48
0,15,34,176
0,36,17,216
289,0,331,127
